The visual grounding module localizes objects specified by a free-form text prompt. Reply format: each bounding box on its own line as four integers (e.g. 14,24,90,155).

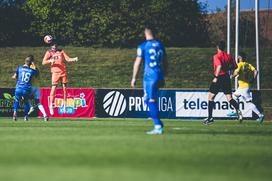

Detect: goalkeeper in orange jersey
42,42,78,115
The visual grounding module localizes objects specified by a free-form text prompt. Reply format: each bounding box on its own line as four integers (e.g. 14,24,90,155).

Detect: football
43,35,53,44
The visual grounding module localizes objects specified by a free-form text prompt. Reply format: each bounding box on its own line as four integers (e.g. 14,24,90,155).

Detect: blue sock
13,99,19,114
148,101,163,127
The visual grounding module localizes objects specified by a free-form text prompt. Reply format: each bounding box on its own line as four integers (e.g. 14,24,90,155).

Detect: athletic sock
37,103,47,117
229,99,239,110
13,100,19,113
24,102,30,117
28,100,33,108
248,102,261,116
208,101,215,119
148,101,163,127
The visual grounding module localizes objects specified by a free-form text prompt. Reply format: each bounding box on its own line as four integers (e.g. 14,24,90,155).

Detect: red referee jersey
213,51,235,76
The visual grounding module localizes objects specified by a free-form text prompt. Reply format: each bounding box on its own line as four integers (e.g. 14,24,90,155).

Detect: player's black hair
25,55,34,65
239,52,247,60
144,25,157,36
217,40,225,51
50,41,58,46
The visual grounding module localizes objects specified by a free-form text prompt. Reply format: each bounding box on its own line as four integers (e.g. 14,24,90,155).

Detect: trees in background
0,0,209,47
0,0,265,47
0,0,33,46
207,8,257,48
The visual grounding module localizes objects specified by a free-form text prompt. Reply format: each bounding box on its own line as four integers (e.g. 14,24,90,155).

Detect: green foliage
0,0,33,46
23,0,209,47
207,9,260,47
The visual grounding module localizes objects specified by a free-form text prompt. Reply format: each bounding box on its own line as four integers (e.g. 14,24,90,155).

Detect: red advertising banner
40,88,95,118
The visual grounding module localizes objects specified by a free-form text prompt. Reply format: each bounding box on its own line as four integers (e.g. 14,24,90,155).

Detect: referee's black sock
229,99,239,110
208,101,215,119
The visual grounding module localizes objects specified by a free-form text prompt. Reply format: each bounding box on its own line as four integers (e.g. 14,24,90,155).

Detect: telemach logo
183,98,245,110
175,92,252,118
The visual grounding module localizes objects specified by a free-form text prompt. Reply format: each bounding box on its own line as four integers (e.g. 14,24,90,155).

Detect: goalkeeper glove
48,59,55,64
73,57,78,62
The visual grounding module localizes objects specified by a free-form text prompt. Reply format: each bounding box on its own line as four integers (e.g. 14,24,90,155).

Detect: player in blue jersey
131,27,168,135
12,55,39,121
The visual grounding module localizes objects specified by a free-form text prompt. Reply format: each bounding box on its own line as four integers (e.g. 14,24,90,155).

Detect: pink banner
40,88,95,118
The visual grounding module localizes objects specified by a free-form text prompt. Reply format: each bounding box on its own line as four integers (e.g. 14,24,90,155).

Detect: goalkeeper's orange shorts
52,72,68,85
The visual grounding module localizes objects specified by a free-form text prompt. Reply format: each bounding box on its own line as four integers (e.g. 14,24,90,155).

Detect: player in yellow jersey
28,57,49,121
228,53,264,123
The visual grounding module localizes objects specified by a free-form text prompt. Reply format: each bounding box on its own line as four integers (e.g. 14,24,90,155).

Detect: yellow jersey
236,61,256,89
30,64,41,87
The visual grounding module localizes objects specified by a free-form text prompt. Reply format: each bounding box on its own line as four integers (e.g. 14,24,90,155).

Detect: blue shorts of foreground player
143,80,164,129
14,88,31,116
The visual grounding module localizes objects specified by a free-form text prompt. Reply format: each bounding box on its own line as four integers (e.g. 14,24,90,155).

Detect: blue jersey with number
15,65,38,90
137,40,165,81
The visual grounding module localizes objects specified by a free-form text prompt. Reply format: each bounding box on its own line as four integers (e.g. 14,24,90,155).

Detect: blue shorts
143,80,161,100
15,88,31,102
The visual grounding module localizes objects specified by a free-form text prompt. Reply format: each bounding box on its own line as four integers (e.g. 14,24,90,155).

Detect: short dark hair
144,25,156,36
239,52,247,60
50,42,58,46
25,55,34,65
217,40,225,51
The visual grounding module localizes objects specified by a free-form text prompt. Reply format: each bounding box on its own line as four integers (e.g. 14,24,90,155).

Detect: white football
43,35,53,44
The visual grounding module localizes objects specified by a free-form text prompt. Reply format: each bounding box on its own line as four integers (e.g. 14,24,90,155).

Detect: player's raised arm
12,73,17,79
131,57,142,88
42,51,53,65
63,51,78,62
12,68,19,79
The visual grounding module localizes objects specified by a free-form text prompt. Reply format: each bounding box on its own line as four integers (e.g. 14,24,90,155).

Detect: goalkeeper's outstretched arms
42,51,54,65
62,51,78,62
68,57,78,62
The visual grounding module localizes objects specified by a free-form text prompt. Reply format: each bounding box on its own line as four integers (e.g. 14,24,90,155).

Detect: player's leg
227,88,242,117
203,81,218,125
144,80,163,135
28,87,35,115
224,78,242,122
13,88,22,121
62,83,67,113
22,89,31,121
31,87,48,120
49,85,57,115
49,73,59,115
60,74,68,113
242,88,264,123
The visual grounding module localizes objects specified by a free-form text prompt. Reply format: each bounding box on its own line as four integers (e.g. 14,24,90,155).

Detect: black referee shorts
209,74,232,95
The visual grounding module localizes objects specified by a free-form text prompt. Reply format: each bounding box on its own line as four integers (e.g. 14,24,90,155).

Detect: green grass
0,118,271,181
0,47,271,89
0,47,271,117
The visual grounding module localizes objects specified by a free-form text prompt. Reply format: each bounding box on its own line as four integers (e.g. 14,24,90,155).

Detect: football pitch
0,118,271,181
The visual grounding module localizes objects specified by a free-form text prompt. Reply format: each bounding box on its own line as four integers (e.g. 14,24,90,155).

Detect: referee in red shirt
203,41,243,125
